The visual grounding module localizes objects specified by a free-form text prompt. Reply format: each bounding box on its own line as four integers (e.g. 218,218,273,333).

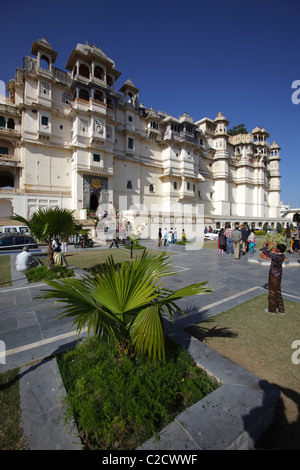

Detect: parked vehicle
0,233,38,250
0,225,30,234
204,229,220,241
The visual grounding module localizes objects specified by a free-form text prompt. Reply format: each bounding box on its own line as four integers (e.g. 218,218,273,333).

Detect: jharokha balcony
0,153,22,167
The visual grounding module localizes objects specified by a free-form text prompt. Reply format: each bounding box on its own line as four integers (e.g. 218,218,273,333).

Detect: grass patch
186,294,300,450
0,368,26,450
25,265,74,283
64,248,169,270
57,336,219,450
123,244,146,250
0,255,12,287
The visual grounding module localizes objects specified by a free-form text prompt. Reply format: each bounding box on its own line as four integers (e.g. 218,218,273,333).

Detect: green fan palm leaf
40,251,212,362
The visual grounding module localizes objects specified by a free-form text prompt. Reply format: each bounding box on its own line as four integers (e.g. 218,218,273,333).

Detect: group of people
218,223,255,259
158,228,178,247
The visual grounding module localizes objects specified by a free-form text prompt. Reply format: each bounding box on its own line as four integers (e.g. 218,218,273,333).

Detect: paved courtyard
1,242,299,370
0,242,299,449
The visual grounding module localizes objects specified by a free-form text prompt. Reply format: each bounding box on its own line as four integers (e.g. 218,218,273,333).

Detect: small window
0,147,9,155
128,116,133,122
149,184,154,192
187,182,190,190
128,137,134,150
174,182,177,190
7,118,15,130
41,116,48,126
93,154,100,163
127,180,132,189
60,125,63,129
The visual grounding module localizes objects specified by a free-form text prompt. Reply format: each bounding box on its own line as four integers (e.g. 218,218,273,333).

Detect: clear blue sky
1,0,299,208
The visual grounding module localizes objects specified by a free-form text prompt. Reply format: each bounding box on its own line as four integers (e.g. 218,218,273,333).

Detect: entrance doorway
90,191,99,211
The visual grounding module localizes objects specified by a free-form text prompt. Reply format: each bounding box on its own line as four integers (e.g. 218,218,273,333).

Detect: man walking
158,228,162,247
224,224,233,254
232,225,242,259
241,223,250,255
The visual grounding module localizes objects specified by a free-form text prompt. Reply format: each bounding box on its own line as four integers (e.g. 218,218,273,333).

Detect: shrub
25,265,74,283
57,336,218,450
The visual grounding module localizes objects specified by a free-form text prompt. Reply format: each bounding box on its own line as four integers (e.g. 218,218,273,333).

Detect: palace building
0,38,284,236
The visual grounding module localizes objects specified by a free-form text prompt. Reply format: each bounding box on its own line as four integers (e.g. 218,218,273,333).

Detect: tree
39,251,212,363
12,207,80,268
227,124,248,136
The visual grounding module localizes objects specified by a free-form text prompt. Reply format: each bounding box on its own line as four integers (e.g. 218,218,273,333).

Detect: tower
212,112,230,215
268,141,281,217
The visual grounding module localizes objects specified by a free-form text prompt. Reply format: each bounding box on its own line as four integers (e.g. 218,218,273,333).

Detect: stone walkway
0,243,299,450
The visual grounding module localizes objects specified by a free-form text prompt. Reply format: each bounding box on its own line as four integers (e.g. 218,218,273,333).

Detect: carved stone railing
0,153,22,166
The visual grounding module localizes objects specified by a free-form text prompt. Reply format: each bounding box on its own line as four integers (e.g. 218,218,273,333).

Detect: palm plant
12,207,80,268
40,251,212,362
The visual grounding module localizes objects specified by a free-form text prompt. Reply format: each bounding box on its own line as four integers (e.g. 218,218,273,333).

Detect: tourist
204,226,208,234
224,224,233,254
61,236,68,253
173,227,177,243
262,241,286,315
109,236,119,248
241,223,250,255
52,238,61,252
292,225,299,252
218,228,226,253
247,229,256,254
162,227,168,246
158,228,162,247
15,246,40,272
232,225,242,259
167,231,173,245
285,223,293,253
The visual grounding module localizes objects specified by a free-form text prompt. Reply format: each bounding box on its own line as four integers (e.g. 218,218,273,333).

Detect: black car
0,233,38,250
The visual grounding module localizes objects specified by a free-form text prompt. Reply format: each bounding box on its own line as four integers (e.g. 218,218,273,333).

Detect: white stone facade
0,38,284,234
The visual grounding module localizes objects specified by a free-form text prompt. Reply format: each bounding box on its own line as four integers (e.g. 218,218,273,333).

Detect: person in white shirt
15,246,39,272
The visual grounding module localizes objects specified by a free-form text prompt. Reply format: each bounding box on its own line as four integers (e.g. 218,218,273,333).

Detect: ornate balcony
0,153,22,167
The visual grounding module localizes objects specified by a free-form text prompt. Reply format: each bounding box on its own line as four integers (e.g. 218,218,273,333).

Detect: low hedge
25,265,74,283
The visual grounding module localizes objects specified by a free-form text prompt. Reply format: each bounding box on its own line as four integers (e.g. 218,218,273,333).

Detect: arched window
0,116,5,128
94,66,104,80
106,75,113,87
40,55,50,70
79,88,89,101
94,90,104,103
107,98,113,109
7,119,15,130
125,93,134,103
149,184,154,192
174,182,177,190
79,64,90,79
127,180,132,189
